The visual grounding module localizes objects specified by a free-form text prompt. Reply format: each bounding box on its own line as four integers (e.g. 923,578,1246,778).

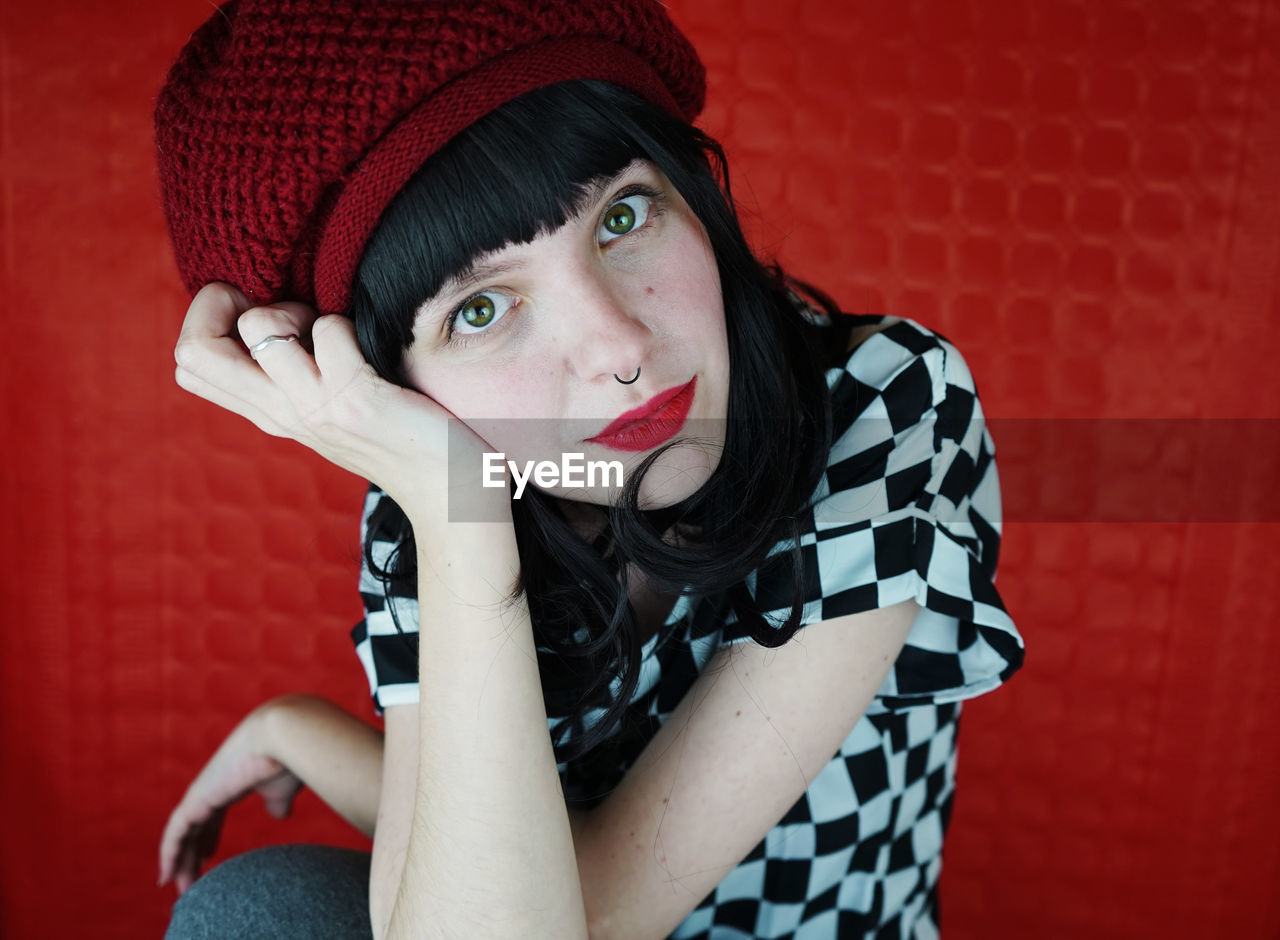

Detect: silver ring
614,367,641,385
248,334,299,361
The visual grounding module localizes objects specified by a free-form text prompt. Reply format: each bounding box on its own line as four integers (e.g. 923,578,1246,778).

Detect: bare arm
368,530,916,939
384,510,588,939
159,693,384,893
370,704,417,939
258,693,385,837
234,694,417,938
570,600,917,937
245,695,415,939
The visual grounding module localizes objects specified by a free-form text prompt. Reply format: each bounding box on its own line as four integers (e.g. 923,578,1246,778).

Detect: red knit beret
155,0,706,316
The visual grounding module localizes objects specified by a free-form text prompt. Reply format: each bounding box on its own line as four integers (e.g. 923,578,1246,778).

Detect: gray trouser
164,844,374,939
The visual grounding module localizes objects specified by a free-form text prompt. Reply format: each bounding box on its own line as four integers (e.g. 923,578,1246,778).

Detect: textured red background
3,1,1279,937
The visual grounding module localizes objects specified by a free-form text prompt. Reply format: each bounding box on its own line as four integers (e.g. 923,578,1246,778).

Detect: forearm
386,514,587,938
260,694,384,837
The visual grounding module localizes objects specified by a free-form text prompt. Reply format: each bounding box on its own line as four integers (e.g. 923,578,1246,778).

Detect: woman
155,2,1023,937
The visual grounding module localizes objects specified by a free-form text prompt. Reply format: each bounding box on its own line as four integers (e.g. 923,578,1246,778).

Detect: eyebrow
434,162,646,300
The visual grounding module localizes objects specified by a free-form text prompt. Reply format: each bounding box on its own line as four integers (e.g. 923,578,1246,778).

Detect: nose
553,259,651,382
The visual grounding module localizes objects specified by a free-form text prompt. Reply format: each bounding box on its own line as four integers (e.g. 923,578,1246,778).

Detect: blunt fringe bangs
353,81,684,384
349,80,853,772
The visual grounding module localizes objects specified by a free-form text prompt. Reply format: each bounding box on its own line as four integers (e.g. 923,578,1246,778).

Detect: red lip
588,378,697,452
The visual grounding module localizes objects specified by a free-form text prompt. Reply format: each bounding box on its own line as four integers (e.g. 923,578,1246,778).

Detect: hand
173,282,490,518
157,703,302,895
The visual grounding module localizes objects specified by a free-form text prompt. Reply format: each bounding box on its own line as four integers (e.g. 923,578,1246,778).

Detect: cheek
416,366,566,463
651,230,724,331
413,363,547,423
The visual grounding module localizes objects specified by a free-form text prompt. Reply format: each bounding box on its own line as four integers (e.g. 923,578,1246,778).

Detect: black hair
349,80,853,768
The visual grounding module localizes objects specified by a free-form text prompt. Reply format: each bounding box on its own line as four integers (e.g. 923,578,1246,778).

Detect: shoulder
725,314,1020,703
826,315,981,434
727,314,1002,626
816,316,988,503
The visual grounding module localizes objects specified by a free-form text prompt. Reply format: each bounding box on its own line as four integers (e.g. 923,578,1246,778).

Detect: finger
175,289,283,414
238,305,321,377
159,800,207,886
159,837,175,885
311,314,369,377
196,811,225,857
175,294,322,428
175,282,257,368
159,807,192,884
262,795,292,819
169,837,198,893
175,847,198,896
161,829,199,890
260,783,297,819
237,302,318,352
177,282,253,346
169,810,222,894
159,791,218,881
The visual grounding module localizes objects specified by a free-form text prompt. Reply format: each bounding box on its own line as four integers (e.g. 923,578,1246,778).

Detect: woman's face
402,159,730,509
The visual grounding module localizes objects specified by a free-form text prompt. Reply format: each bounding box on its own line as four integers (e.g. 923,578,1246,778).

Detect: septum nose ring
614,367,641,385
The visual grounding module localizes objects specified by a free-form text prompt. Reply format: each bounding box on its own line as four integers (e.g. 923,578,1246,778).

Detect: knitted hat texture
155,0,706,316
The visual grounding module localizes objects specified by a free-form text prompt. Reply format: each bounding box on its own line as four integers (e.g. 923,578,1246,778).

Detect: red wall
2,1,1278,937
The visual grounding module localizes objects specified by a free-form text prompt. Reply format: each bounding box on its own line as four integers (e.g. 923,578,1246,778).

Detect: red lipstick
588,378,696,452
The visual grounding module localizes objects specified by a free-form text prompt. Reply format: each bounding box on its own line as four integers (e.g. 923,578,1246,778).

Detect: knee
165,844,372,940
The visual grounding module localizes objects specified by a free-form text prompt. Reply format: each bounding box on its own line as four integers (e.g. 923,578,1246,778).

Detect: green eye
461,295,496,328
451,291,516,338
605,202,636,235
600,194,651,243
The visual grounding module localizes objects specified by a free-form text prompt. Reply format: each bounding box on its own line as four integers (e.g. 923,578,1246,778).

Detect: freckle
662,797,669,804
735,710,742,717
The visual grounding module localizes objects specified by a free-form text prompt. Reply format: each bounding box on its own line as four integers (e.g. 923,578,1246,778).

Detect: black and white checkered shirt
351,316,1024,938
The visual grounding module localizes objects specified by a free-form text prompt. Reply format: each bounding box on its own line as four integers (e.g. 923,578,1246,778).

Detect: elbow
368,893,391,940
367,851,401,940
583,909,645,940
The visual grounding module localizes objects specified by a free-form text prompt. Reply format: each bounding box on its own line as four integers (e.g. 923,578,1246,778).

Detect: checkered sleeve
730,317,1024,709
349,484,422,713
